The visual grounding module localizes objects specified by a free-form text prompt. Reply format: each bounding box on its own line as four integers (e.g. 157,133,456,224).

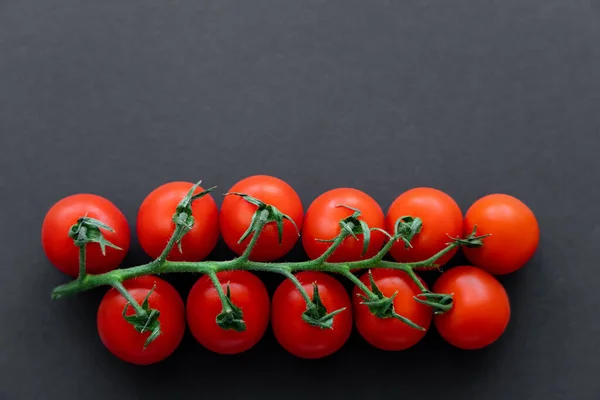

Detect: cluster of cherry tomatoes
41,175,540,365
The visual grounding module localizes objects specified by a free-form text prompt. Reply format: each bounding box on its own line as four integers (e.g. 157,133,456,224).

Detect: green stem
237,214,267,263
112,280,145,316
279,268,312,306
207,270,230,312
78,245,86,279
315,231,349,264
334,266,376,299
402,243,458,269
155,225,184,264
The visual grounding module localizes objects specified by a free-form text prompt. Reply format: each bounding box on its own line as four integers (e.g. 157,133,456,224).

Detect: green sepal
414,292,454,314
317,204,375,255
448,225,491,248
215,283,247,332
121,285,162,348
358,270,425,331
171,181,217,253
225,192,299,245
394,216,423,249
301,283,347,329
68,216,122,255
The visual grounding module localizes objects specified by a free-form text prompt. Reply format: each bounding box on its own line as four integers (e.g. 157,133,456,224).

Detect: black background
1,1,599,399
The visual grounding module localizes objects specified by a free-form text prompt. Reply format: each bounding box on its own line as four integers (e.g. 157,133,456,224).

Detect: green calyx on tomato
317,204,391,257
358,270,426,331
68,216,123,255
301,282,347,329
393,216,423,249
120,284,162,348
214,282,247,332
171,181,217,254
225,192,300,246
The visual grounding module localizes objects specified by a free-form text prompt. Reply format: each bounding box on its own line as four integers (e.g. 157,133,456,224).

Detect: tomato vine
51,181,489,349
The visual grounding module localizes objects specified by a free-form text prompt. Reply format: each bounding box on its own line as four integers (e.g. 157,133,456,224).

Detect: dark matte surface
1,1,600,399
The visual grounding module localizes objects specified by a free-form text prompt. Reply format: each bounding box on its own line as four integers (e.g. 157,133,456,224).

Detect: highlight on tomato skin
301,188,386,262
136,181,220,262
271,271,353,359
220,175,304,262
96,276,185,365
186,270,270,355
432,266,510,350
386,187,463,268
41,193,131,277
462,193,540,275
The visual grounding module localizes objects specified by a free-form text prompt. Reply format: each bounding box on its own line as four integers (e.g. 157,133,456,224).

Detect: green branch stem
78,245,86,280
112,280,145,316
52,241,461,301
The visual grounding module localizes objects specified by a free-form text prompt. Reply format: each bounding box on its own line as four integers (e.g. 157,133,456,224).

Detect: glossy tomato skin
97,276,185,365
302,188,385,262
386,188,462,267
463,194,539,275
433,266,510,350
137,182,219,262
220,175,303,261
352,269,432,350
271,272,352,359
41,194,130,277
187,271,270,355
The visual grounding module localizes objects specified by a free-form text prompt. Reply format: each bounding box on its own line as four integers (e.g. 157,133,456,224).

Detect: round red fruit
386,187,462,268
187,271,270,355
433,266,510,350
137,182,219,261
220,175,303,261
97,276,185,365
463,194,539,275
302,188,385,262
271,272,352,359
42,194,130,277
353,269,432,350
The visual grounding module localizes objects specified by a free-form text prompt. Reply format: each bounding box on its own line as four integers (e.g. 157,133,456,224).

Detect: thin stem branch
315,231,349,264
237,212,268,263
207,270,231,313
112,281,145,316
338,267,376,300
403,243,458,269
78,245,86,279
279,268,312,306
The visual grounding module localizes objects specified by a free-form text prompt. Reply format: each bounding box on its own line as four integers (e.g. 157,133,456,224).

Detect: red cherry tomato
41,194,130,277
97,276,185,365
352,269,432,350
137,182,219,261
186,271,270,355
220,175,303,261
386,188,462,268
463,194,539,275
433,266,510,350
302,188,385,262
271,272,352,359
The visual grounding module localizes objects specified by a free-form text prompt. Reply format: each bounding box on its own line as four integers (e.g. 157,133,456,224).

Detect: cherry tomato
186,271,270,355
433,266,510,350
352,269,432,350
302,188,385,262
137,182,219,261
463,194,539,275
97,276,185,365
220,175,303,261
271,271,352,359
386,187,462,268
41,194,130,277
